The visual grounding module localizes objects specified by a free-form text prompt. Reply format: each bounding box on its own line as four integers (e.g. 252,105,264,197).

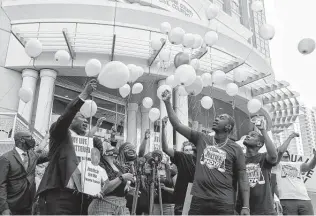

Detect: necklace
213,136,229,149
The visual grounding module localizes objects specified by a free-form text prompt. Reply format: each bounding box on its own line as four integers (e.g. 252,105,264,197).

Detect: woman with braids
88,140,137,215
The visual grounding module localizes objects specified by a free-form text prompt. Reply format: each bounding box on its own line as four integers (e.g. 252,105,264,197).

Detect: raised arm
0,157,10,215
161,116,174,157
301,149,316,172
276,132,299,163
257,122,278,164
138,129,150,157
50,79,97,141
86,117,106,138
162,89,193,141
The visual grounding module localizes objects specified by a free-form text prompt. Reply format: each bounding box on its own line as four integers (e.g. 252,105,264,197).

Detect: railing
0,112,44,155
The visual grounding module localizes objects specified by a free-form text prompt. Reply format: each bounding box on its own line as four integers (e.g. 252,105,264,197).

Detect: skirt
153,203,175,215
88,196,130,215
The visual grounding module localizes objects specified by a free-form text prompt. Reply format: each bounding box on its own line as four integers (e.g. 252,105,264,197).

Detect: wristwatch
119,175,124,182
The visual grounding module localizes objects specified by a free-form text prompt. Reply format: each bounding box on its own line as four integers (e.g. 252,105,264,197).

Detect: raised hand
161,89,171,102
162,116,169,128
122,173,134,182
145,129,150,140
289,132,300,139
96,117,106,127
255,119,265,131
80,79,97,100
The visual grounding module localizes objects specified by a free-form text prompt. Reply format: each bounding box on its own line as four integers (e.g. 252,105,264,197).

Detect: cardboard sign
79,160,107,196
72,135,93,158
182,183,193,215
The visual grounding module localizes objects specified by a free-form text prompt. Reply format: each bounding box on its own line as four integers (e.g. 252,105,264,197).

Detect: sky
264,0,316,108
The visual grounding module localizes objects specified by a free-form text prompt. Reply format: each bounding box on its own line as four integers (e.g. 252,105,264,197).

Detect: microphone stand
157,168,163,215
131,161,141,215
149,160,156,215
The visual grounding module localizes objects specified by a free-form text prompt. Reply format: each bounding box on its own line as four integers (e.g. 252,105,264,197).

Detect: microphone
151,150,163,164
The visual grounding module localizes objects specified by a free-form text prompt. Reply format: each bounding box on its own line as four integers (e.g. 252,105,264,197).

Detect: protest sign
72,135,93,159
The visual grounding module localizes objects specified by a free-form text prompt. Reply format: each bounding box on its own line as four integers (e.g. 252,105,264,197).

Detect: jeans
174,204,183,215
281,199,314,215
153,203,175,215
188,196,235,215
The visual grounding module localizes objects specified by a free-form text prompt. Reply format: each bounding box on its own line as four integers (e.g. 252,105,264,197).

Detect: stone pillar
158,80,173,149
17,69,39,123
127,103,138,144
174,87,189,151
34,69,57,135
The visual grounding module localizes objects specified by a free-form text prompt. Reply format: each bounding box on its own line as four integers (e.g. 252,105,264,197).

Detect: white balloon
142,97,153,109
174,64,197,87
85,59,102,77
157,84,172,100
201,73,212,87
206,4,219,20
132,83,143,94
54,50,70,65
251,0,264,12
212,70,226,84
98,61,129,89
204,31,218,47
298,38,316,55
166,75,177,88
247,99,262,114
185,76,203,96
135,66,144,78
190,59,200,70
18,87,33,103
226,83,239,96
177,85,188,96
259,24,275,40
119,84,131,98
80,100,98,118
160,22,172,34
25,39,42,58
127,64,139,83
234,68,247,82
201,96,213,109
151,39,163,50
159,49,171,62
149,108,160,122
182,33,195,48
168,27,185,45
192,34,203,49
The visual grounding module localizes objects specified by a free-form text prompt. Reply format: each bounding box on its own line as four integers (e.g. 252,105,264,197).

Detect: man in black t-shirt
239,119,278,215
161,90,250,215
161,117,196,215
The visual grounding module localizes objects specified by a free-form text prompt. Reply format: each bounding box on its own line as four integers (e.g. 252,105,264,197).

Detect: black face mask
24,138,36,150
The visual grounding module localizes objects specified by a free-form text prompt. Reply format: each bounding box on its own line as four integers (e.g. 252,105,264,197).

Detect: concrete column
158,80,173,149
174,87,189,151
34,69,57,135
127,103,138,144
17,69,39,123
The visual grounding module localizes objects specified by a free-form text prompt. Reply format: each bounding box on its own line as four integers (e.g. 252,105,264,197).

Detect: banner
72,135,93,158
182,183,193,215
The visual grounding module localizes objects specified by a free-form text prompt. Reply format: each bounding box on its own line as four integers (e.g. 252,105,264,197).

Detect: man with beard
161,90,250,215
239,119,278,215
275,132,315,215
161,116,196,215
0,131,48,215
36,79,97,215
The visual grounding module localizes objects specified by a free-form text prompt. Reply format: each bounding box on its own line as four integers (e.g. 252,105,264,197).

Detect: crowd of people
0,79,316,215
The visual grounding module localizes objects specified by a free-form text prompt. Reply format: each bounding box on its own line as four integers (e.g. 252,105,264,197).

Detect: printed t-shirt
189,131,246,205
171,151,196,205
245,153,276,215
275,161,310,200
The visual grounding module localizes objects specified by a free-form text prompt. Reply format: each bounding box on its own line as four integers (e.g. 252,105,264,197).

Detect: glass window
231,0,241,23
94,97,116,111
54,86,80,100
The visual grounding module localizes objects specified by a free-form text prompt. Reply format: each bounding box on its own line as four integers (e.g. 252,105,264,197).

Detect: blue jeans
188,196,235,215
281,199,314,215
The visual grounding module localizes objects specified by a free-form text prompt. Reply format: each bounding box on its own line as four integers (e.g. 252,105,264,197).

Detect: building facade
298,106,316,157
0,0,298,153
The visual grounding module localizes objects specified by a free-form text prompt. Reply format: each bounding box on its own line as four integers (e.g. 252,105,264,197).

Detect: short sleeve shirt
190,131,246,205
171,151,196,205
245,153,276,215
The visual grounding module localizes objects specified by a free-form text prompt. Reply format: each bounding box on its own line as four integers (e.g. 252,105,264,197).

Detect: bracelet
242,207,250,211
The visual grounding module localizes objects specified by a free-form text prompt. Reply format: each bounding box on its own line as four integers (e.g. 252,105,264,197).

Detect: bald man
0,131,48,215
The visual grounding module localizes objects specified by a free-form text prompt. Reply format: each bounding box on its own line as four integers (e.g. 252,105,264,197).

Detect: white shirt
15,147,26,161
275,162,310,200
